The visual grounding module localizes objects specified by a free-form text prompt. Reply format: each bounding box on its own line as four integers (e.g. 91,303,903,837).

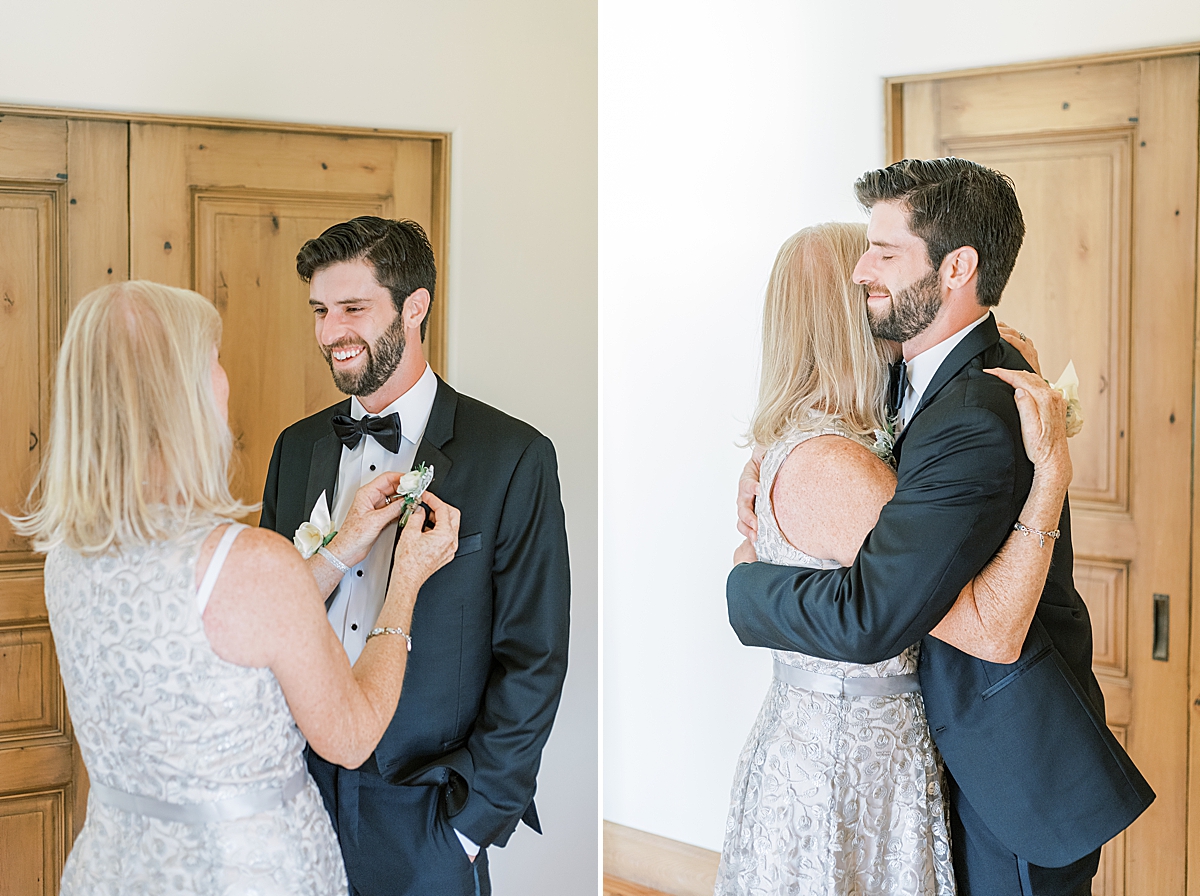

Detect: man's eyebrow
869,239,902,249
308,296,375,306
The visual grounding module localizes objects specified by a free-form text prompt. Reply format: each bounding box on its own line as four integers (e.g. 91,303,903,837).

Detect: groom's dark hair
296,216,436,341
854,157,1024,306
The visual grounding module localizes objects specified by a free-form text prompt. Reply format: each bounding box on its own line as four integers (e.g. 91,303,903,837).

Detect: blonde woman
715,224,1071,896
13,281,459,895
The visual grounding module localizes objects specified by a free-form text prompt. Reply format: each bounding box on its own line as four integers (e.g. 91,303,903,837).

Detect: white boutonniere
396,463,435,527
294,490,336,559
1050,361,1084,437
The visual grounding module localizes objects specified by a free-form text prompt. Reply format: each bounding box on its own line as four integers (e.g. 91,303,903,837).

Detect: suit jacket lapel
413,377,456,487
391,376,458,555
894,313,1001,456
305,416,347,524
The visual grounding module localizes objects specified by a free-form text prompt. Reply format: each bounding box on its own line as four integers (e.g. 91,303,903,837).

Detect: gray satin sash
773,659,921,697
89,768,307,823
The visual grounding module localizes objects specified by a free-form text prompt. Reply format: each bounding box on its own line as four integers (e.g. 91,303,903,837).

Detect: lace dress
716,428,954,896
44,521,348,896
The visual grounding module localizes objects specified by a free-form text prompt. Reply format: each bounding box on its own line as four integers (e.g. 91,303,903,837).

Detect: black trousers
309,750,487,896
948,773,1099,896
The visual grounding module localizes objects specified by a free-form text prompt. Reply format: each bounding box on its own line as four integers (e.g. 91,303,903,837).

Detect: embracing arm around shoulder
929,368,1072,663
199,495,459,768
768,369,1071,664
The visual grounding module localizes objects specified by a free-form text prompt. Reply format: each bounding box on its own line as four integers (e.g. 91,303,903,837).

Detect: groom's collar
349,364,437,449
893,313,1001,453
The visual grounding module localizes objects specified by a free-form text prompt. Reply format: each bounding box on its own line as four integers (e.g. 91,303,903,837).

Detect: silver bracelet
365,626,412,652
317,545,350,574
1013,520,1060,548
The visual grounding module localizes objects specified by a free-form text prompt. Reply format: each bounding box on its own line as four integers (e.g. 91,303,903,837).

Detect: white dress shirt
897,313,990,432
323,364,480,858
327,364,437,664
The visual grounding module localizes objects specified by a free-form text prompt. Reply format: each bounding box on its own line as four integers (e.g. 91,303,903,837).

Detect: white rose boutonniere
1050,361,1085,438
294,490,336,559
396,463,435,527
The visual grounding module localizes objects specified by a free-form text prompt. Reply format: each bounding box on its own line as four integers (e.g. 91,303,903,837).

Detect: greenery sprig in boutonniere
871,422,897,468
396,463,435,527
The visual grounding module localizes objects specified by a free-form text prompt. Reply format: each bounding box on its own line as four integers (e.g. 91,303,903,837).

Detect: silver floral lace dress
716,428,955,896
44,521,348,896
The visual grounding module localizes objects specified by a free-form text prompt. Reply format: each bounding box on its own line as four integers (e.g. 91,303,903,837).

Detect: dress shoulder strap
196,523,248,615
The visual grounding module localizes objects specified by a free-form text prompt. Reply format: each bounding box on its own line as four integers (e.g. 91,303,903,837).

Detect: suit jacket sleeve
727,403,1022,664
259,431,286,533
455,435,571,846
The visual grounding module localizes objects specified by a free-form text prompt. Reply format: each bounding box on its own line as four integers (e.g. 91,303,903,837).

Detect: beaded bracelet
366,626,412,652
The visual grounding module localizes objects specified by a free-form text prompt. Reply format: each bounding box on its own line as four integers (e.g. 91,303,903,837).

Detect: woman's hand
736,445,765,541
997,320,1041,376
985,367,1072,488
391,492,460,588
326,472,409,568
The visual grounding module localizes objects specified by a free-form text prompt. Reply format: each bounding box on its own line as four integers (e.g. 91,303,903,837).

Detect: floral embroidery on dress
45,524,348,896
716,427,954,896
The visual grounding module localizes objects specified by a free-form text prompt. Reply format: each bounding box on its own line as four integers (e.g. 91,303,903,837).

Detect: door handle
1153,593,1169,661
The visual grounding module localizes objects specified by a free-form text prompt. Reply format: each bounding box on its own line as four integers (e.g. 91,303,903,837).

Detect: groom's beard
321,312,407,397
867,271,943,343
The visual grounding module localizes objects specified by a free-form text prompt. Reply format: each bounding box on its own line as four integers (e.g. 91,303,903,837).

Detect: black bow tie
887,360,908,418
331,413,402,453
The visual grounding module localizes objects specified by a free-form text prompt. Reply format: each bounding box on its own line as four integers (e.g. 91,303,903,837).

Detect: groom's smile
309,260,410,400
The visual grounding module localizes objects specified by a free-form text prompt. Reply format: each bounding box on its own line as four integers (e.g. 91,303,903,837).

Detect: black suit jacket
261,376,570,850
727,314,1152,868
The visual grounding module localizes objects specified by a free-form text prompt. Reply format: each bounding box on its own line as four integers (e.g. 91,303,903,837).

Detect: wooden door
891,54,1198,894
128,123,447,521
0,113,128,895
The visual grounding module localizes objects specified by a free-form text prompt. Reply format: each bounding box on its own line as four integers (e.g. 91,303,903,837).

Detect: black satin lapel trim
305,432,343,524
895,314,1001,446
414,440,452,490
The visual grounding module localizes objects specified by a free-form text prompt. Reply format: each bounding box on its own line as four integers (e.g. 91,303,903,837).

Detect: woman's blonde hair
749,222,894,448
12,281,254,554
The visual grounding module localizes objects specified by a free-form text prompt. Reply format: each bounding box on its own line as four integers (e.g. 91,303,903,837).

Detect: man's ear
941,246,979,291
402,288,431,333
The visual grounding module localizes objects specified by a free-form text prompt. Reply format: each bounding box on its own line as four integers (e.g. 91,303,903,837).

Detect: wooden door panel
131,122,443,522
0,791,65,896
0,116,66,181
953,133,1130,509
0,191,61,557
0,625,63,740
893,53,1199,896
194,193,388,519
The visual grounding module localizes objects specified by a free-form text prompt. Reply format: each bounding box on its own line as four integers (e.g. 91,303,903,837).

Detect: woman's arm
929,369,1071,663
305,471,409,601
199,492,460,768
770,435,897,567
770,369,1071,665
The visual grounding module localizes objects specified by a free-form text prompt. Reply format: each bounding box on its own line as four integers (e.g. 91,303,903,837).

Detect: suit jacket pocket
981,644,1053,699
454,532,483,558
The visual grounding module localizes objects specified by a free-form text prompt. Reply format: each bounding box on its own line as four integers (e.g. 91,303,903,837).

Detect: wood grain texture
604,874,671,896
0,115,65,181
603,821,719,896
66,118,128,304
894,50,1198,896
0,791,63,896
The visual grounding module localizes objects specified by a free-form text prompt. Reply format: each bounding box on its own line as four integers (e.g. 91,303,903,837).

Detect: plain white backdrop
600,0,1200,853
0,2,597,893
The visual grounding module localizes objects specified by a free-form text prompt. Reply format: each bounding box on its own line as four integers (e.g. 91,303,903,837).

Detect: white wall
0,2,597,893
601,0,1200,852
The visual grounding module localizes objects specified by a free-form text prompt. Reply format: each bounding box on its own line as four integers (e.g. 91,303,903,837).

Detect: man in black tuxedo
728,159,1152,895
260,216,570,896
